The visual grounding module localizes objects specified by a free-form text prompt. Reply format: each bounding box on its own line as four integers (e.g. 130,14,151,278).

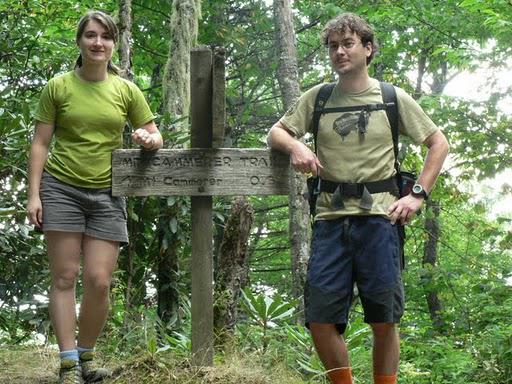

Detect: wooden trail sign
112,46,291,367
112,148,290,196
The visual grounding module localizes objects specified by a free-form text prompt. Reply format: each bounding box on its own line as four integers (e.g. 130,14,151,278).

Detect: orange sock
327,367,352,384
374,374,397,384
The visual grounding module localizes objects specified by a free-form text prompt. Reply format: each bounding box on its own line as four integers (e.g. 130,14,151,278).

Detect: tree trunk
162,0,201,127
213,197,254,339
273,0,310,321
156,208,181,327
117,0,140,333
118,0,133,81
209,47,254,341
420,53,448,333
422,200,447,333
274,0,301,108
157,0,201,328
415,50,427,96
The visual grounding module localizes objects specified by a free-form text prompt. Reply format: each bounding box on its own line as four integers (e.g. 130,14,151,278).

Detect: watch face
412,184,423,194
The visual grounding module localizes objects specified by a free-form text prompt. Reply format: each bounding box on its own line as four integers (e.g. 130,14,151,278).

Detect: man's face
327,30,372,77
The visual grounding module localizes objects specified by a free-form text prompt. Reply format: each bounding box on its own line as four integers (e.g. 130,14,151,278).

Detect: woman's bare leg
46,231,83,351
76,235,119,348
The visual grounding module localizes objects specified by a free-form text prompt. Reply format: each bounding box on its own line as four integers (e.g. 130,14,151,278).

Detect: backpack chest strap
319,102,394,114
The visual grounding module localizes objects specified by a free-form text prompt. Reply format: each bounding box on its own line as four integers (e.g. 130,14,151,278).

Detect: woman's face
77,19,115,66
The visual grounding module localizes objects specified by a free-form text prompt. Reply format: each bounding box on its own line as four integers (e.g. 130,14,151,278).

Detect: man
267,13,449,384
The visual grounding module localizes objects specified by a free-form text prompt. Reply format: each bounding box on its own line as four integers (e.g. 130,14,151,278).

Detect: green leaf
0,208,16,216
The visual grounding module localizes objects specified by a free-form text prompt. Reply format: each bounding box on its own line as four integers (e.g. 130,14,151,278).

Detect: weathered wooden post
190,46,214,366
111,46,290,367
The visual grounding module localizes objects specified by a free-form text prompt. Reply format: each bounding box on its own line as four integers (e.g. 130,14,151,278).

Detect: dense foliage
1,0,511,383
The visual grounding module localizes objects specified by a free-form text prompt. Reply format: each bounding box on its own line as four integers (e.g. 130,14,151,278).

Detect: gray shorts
40,171,128,244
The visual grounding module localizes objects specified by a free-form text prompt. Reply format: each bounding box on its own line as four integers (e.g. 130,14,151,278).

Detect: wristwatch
411,183,428,200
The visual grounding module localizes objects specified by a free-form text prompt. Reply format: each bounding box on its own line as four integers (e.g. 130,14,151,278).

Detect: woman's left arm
131,121,163,150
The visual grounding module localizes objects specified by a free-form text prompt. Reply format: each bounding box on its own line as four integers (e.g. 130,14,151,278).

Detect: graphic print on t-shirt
332,110,370,140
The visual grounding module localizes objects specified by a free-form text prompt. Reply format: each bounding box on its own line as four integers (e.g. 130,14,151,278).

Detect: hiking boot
80,351,110,382
59,359,84,384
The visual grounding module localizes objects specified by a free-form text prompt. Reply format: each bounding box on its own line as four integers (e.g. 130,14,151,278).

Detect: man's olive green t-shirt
35,71,155,188
280,78,439,220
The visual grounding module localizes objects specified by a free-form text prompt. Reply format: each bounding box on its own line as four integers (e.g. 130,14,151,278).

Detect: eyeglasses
327,40,362,52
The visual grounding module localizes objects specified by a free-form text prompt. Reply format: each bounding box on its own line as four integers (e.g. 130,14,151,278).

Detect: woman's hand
132,128,157,149
27,196,43,229
131,121,163,150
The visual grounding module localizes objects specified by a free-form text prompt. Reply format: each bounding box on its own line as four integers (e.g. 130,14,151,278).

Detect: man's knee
309,322,345,343
369,322,397,338
310,322,339,334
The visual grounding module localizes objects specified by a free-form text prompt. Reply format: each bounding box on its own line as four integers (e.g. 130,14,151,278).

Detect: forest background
1,0,511,383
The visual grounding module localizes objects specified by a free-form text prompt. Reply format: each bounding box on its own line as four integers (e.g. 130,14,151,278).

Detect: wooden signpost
112,46,291,366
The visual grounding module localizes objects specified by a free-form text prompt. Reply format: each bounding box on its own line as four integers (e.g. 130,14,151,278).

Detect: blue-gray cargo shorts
304,216,404,334
39,171,128,244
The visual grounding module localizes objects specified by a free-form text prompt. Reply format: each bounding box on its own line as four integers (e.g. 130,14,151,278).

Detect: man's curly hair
320,13,378,65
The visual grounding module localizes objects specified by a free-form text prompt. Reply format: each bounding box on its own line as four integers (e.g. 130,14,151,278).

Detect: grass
0,345,58,383
0,345,317,384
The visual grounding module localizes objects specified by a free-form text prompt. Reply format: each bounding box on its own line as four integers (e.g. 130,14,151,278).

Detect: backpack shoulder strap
379,81,399,169
312,82,336,153
379,82,407,269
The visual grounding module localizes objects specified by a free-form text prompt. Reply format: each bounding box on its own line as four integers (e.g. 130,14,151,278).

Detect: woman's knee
52,268,80,291
83,272,112,294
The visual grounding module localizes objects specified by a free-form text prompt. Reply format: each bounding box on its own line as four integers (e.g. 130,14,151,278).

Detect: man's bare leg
370,322,399,384
310,322,352,384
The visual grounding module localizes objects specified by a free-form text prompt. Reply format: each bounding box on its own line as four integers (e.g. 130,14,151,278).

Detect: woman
27,10,163,384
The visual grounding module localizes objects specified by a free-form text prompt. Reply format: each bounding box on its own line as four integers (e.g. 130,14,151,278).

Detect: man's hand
387,194,424,225
267,122,323,176
289,141,324,176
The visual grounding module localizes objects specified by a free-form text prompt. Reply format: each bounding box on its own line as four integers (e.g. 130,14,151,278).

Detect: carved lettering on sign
121,156,233,168
121,176,157,188
249,175,275,185
163,177,223,186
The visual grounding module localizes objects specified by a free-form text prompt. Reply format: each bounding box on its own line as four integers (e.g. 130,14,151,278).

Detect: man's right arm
267,121,323,176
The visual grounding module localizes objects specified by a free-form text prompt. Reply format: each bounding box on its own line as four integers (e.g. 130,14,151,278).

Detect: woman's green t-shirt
35,71,155,188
